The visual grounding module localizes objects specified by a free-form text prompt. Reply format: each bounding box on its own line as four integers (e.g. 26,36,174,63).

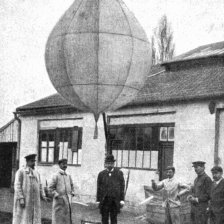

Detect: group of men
12,154,125,224
152,161,224,224
12,153,224,224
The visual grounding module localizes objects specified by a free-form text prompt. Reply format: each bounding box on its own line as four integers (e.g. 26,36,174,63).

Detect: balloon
45,0,152,138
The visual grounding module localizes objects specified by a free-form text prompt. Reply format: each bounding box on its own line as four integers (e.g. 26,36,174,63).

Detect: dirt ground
0,188,148,224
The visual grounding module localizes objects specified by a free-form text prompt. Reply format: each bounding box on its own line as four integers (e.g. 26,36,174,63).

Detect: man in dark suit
188,161,212,224
96,154,125,224
209,166,224,224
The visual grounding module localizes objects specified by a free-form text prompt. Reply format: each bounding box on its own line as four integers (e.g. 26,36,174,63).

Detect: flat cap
211,166,223,173
192,161,206,167
58,158,68,164
24,154,37,161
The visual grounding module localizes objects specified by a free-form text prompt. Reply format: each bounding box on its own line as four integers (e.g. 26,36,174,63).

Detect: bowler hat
58,158,68,165
211,166,223,173
192,161,206,167
105,154,116,163
24,154,37,161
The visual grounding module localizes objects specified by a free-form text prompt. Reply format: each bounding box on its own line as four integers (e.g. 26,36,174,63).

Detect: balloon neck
93,122,98,139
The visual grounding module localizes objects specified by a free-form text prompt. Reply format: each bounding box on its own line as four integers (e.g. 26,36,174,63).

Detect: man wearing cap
209,166,224,224
151,166,190,224
49,159,75,224
188,161,212,224
12,154,48,224
96,154,125,224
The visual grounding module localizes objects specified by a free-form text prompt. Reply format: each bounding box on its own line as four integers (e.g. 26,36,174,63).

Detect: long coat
190,172,212,224
49,170,75,224
96,168,125,213
12,167,44,224
209,178,224,224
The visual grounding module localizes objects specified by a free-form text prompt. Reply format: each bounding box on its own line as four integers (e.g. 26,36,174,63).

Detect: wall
19,100,216,209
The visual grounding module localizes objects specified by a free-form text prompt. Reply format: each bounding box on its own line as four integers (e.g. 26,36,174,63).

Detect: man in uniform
151,166,190,224
188,161,212,224
96,154,125,224
209,166,224,224
12,154,48,224
49,159,75,224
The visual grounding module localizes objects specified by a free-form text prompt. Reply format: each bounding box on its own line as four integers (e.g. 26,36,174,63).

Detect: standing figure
209,166,224,224
96,154,125,224
12,154,47,224
49,159,75,224
188,161,212,224
151,166,190,224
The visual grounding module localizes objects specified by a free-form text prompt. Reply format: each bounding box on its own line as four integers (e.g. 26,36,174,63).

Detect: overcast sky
0,0,224,126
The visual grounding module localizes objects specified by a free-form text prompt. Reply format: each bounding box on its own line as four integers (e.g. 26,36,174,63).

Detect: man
96,154,125,224
151,166,190,224
13,154,47,224
188,161,212,224
209,166,224,224
49,158,75,224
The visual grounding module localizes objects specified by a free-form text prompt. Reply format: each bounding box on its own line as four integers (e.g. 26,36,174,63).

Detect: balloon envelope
45,0,152,122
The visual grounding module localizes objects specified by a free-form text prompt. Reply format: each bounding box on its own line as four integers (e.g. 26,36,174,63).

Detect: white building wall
19,100,216,207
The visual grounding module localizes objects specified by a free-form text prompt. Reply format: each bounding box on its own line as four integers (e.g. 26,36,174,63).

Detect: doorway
0,143,17,188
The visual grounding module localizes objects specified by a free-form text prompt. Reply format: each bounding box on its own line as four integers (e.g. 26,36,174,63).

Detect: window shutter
78,127,83,149
71,126,79,152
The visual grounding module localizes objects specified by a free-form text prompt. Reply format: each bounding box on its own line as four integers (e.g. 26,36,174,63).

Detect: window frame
38,127,83,166
107,123,175,171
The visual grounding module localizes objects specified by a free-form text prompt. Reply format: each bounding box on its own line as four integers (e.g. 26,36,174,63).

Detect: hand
54,193,59,199
120,201,125,208
187,195,193,202
43,196,51,202
19,198,25,208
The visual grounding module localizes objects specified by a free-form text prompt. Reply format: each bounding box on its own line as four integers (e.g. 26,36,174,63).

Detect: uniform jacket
210,178,224,214
97,168,125,213
49,170,75,224
191,172,212,206
12,167,45,224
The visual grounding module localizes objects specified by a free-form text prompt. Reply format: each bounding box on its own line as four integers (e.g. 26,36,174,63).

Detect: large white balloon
45,0,152,138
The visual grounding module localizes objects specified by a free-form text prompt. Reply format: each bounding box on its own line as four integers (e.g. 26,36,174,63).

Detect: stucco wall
19,100,216,208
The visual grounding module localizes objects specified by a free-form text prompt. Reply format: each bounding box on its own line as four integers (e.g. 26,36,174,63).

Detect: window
108,124,174,170
39,127,82,165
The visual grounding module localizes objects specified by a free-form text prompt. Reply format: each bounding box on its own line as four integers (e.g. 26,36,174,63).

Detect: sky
0,0,224,126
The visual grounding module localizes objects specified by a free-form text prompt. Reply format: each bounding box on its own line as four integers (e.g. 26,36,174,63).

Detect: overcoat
97,168,125,214
49,170,75,224
190,172,212,224
12,167,44,224
209,178,224,224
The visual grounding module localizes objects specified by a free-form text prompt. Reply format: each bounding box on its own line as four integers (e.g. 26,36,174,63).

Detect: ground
0,188,148,224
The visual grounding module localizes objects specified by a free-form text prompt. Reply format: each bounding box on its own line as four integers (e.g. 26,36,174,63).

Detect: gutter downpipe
214,108,220,166
13,112,21,171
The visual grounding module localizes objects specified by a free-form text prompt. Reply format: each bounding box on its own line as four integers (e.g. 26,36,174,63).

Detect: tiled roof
132,63,224,105
164,41,224,64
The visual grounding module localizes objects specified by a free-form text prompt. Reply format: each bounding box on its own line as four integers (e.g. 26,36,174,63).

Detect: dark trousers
101,197,118,224
191,205,208,224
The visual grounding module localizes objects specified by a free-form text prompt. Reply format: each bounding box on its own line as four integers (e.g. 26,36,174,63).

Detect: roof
163,41,224,64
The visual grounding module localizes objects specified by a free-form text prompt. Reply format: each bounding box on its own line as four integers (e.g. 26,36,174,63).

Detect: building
2,41,224,208
0,118,19,188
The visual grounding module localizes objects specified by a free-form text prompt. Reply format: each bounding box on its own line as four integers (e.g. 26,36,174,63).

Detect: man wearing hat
151,166,190,224
208,166,224,224
96,154,125,224
49,158,75,224
12,154,48,224
188,161,212,224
